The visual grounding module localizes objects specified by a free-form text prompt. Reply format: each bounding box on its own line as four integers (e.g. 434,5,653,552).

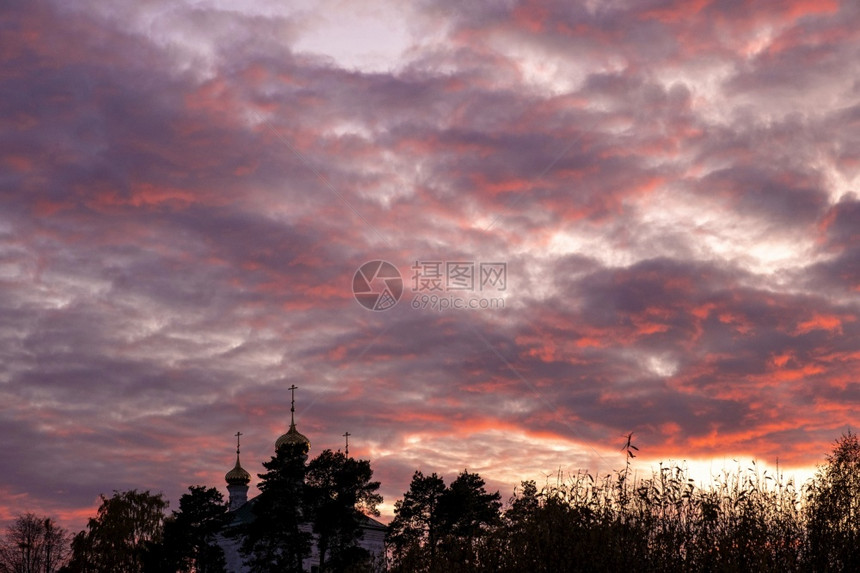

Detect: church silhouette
217,387,386,572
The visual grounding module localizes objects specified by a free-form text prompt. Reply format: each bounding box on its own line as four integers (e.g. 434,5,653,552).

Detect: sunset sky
2,0,859,532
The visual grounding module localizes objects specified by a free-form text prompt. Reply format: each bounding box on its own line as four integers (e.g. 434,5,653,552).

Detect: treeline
30,446,380,573
386,432,860,573
0,458,381,573
3,432,859,572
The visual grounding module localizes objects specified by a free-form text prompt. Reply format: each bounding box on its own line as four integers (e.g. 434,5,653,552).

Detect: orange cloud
796,313,845,334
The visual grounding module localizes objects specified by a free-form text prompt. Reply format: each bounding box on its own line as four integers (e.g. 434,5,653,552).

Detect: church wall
217,532,245,573
217,517,384,573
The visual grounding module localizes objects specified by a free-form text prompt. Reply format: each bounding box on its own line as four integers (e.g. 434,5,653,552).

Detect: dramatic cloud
1,0,858,530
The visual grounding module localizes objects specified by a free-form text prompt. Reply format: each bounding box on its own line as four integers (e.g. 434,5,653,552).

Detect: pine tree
437,470,502,570
387,471,446,572
387,470,501,573
162,486,228,572
305,449,382,572
239,443,311,573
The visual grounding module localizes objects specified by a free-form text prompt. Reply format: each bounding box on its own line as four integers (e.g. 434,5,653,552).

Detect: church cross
288,384,298,425
343,431,351,456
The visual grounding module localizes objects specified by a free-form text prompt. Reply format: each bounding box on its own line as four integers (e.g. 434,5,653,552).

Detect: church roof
227,496,257,526
226,495,386,532
358,513,388,532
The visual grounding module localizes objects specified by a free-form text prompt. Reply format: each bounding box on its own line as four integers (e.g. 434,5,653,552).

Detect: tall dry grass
477,432,860,573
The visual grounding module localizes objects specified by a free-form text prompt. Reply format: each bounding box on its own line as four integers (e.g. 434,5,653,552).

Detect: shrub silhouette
804,430,860,572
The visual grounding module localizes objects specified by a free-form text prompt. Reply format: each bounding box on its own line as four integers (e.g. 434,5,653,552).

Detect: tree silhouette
0,512,71,573
162,486,228,572
63,490,166,573
386,471,446,572
239,443,311,573
387,470,501,573
304,449,382,572
437,470,502,569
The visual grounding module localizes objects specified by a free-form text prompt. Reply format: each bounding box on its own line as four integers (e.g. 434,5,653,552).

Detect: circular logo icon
352,260,403,311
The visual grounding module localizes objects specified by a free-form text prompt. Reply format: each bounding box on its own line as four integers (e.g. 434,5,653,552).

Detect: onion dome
277,384,310,454
226,432,251,486
225,455,251,486
275,422,310,453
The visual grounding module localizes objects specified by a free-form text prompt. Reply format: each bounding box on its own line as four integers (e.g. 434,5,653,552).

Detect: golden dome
225,456,251,486
275,423,310,453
